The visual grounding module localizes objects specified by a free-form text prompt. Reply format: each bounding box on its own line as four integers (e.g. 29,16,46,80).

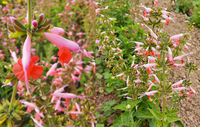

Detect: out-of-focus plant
173,0,193,14
190,0,200,29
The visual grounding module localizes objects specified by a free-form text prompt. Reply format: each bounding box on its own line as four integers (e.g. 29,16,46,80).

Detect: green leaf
129,100,141,110
9,31,26,38
6,118,12,127
104,68,110,72
168,110,179,115
174,120,184,127
99,89,104,93
0,114,7,125
105,85,114,93
96,124,104,127
148,108,162,120
103,72,110,79
167,123,171,127
148,119,157,127
113,104,127,111
95,58,102,64
166,115,181,123
96,73,103,79
138,113,154,119
95,112,100,118
111,112,129,127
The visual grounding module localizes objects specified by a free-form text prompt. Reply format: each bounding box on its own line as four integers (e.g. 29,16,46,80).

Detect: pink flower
49,27,65,35
171,79,185,87
189,86,197,95
168,47,174,63
172,87,187,91
10,50,18,62
31,116,43,127
54,97,61,111
142,63,157,68
139,90,158,98
139,4,152,12
52,93,84,99
46,63,58,77
20,100,38,109
148,56,157,63
43,32,80,51
51,84,68,102
35,108,44,119
22,35,31,92
32,20,38,28
162,14,175,22
152,74,160,83
172,1,175,5
66,111,83,114
144,25,157,40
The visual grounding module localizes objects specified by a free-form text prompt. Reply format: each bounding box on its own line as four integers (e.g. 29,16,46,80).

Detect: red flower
57,47,72,64
13,56,43,82
71,107,76,119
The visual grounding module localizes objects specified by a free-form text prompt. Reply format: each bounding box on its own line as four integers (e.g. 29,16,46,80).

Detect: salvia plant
0,0,96,126
96,0,198,127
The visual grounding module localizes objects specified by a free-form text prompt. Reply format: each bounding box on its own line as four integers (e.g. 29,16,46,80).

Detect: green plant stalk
129,110,134,126
157,72,161,112
38,83,52,125
162,50,166,125
27,0,32,30
187,69,191,78
8,82,18,113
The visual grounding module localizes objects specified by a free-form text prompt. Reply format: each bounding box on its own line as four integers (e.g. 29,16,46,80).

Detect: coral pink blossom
31,116,43,127
13,56,43,89
57,47,72,64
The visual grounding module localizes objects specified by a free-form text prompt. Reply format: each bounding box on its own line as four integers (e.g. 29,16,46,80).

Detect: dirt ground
96,0,200,126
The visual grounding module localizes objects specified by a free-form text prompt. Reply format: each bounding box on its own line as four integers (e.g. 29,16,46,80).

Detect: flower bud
32,20,38,28
10,17,16,23
39,13,45,19
126,104,131,110
38,13,45,26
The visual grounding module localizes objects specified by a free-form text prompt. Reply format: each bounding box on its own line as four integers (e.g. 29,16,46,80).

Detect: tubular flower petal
52,93,84,99
10,50,18,62
13,56,43,83
43,32,80,51
171,79,185,87
22,35,31,71
167,47,174,63
22,35,31,92
144,25,157,40
46,62,58,77
49,27,65,35
20,100,39,109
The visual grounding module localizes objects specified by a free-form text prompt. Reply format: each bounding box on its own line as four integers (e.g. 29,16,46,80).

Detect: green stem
8,82,18,113
162,50,166,125
27,0,32,30
38,83,52,125
157,71,161,112
187,69,191,78
129,110,134,126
